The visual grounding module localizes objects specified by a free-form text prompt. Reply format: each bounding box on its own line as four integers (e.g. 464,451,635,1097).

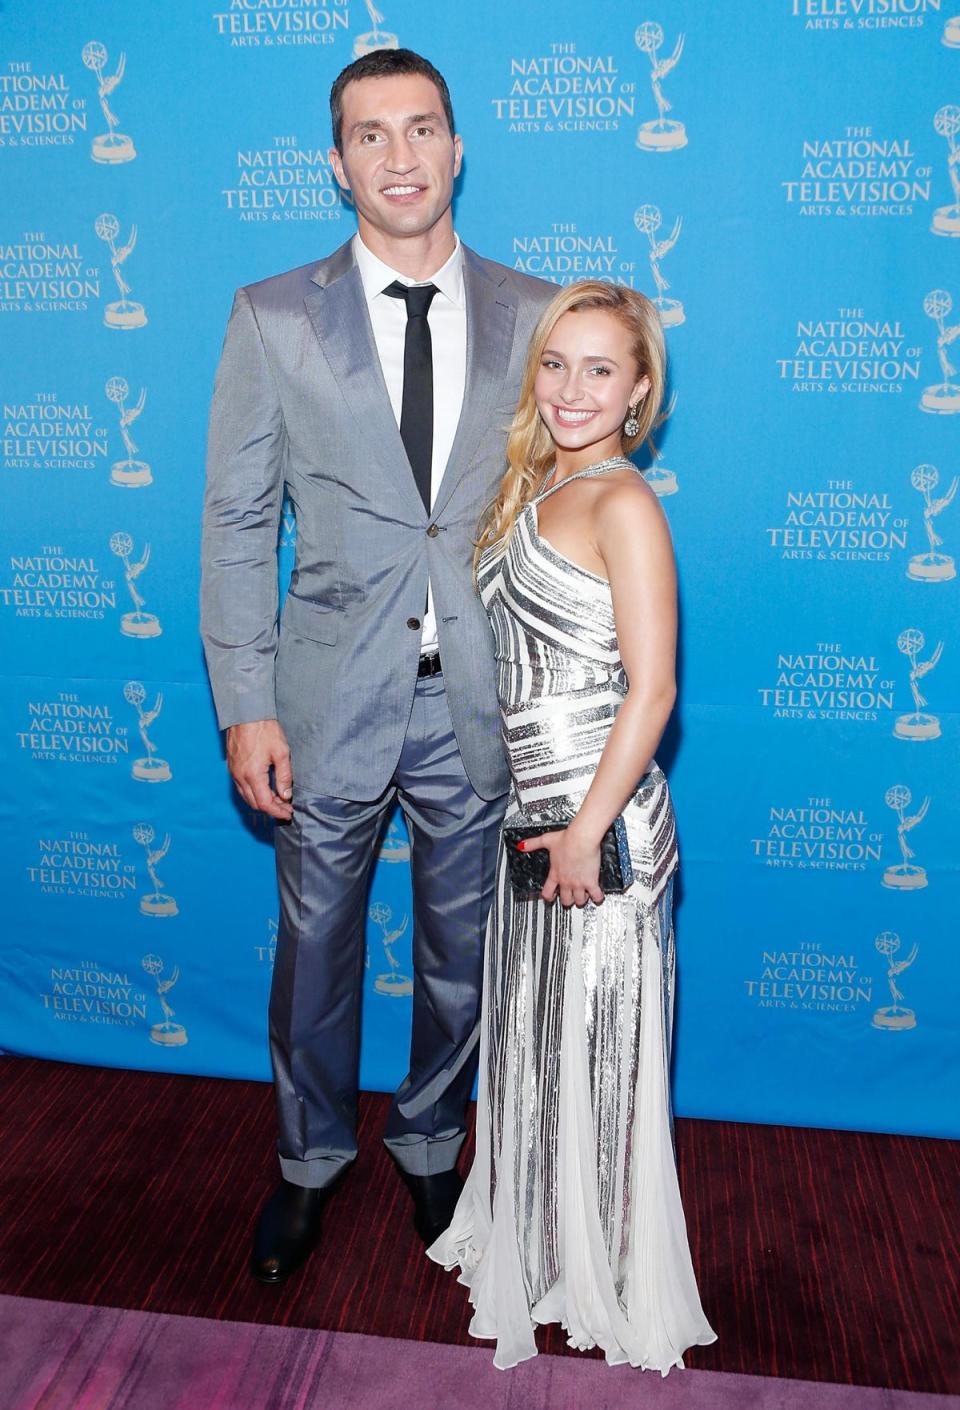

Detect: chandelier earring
623,402,641,438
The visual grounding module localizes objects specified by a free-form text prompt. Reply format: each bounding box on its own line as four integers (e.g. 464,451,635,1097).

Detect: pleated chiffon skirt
428,842,717,1372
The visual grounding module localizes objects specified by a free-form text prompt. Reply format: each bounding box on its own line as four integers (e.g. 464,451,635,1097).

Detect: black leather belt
417,651,442,678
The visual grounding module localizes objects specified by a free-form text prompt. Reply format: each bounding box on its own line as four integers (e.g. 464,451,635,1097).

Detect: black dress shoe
399,1168,463,1247
250,1178,330,1285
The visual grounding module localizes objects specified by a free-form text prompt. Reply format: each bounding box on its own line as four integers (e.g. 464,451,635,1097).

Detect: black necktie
383,280,439,512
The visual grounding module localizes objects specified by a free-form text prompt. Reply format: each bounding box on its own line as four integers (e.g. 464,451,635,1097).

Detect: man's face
330,73,462,243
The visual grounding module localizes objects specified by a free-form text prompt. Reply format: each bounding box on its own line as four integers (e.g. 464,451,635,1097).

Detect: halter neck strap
533,456,636,506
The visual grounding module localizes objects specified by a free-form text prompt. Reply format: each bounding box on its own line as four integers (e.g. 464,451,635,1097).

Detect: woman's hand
519,825,604,908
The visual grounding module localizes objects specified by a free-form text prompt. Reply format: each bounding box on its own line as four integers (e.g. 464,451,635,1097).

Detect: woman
427,281,716,1372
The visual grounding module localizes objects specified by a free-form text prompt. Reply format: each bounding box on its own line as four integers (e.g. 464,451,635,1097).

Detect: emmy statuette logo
379,814,411,862
353,1,398,58
944,15,960,47
882,785,929,890
635,22,686,152
907,465,957,582
110,533,161,638
105,377,151,487
872,933,919,1031
894,628,943,740
634,204,684,327
81,42,136,165
124,681,172,782
368,901,412,996
642,421,679,497
920,290,960,413
932,106,960,238
95,214,147,330
142,954,188,1045
134,824,178,917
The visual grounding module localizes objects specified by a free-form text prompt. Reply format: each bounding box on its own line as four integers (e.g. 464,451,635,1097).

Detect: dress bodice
478,460,638,817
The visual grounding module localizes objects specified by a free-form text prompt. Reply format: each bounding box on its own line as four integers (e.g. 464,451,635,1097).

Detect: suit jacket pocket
280,592,340,645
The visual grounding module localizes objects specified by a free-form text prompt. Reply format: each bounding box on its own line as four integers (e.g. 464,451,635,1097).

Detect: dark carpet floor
0,1057,957,1394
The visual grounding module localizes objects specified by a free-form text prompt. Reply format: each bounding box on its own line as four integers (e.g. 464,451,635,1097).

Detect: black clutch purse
501,815,634,896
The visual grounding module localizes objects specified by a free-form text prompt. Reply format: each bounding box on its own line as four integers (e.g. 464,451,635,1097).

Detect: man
200,49,553,1285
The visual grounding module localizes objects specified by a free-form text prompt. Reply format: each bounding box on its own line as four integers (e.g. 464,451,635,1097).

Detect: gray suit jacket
200,238,553,800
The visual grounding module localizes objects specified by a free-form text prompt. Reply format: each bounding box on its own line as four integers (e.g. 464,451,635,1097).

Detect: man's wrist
223,713,280,733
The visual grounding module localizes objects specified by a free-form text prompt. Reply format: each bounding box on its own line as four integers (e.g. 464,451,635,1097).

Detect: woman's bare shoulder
593,471,668,540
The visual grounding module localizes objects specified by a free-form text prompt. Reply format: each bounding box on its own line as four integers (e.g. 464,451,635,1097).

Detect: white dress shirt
353,232,467,656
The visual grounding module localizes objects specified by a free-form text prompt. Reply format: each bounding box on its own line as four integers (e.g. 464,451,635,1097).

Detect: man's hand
226,719,294,821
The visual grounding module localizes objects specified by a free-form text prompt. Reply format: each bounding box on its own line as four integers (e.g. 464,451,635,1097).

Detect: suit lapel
303,241,518,521
432,248,517,519
303,243,424,517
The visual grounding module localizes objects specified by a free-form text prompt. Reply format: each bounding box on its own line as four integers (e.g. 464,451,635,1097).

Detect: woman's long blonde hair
475,280,667,565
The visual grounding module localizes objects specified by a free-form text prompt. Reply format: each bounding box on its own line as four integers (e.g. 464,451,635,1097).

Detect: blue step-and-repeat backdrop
2,0,957,1138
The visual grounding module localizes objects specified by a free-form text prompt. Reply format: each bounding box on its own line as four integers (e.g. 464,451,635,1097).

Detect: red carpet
0,1057,957,1395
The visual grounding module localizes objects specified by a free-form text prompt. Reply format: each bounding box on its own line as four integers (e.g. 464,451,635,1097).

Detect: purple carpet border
0,1295,955,1410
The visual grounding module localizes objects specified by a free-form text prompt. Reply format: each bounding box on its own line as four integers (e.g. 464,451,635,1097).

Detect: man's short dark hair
329,48,456,153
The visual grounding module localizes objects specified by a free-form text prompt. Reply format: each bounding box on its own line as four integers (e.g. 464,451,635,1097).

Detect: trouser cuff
278,1152,354,1189
383,1129,465,1176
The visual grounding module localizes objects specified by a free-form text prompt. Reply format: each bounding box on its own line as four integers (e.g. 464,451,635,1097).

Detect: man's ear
328,146,350,193
452,134,464,179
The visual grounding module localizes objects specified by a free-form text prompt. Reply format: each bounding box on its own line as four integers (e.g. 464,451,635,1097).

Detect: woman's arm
572,479,678,840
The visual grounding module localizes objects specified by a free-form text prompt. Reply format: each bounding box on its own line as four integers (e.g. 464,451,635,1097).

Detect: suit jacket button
406,616,421,630
426,523,440,538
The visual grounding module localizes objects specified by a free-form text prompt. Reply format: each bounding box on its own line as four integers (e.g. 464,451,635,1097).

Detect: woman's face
533,308,650,458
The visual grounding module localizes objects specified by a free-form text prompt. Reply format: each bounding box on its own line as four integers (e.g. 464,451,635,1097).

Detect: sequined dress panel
428,465,715,1373
480,499,678,901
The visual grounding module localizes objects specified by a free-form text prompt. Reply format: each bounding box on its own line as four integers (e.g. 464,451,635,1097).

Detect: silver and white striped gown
428,460,716,1371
